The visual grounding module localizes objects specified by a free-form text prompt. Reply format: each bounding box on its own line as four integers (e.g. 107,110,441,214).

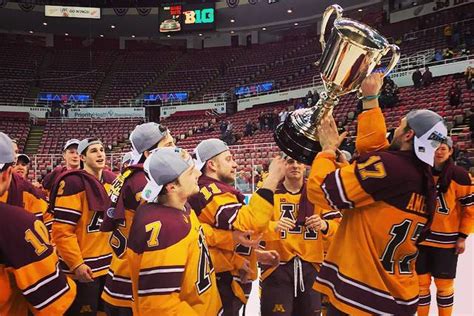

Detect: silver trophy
274,4,400,164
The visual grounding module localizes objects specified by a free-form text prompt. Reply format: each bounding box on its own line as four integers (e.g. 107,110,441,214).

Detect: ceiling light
43,22,47,26
100,34,104,38
29,30,34,34
131,35,135,38
111,25,116,29
167,34,171,38
230,19,235,23
358,9,363,12
294,22,299,26
65,33,69,36
287,9,293,14
262,27,267,31
199,33,203,36
230,30,235,34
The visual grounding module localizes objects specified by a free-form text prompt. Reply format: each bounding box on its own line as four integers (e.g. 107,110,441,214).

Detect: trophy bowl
274,4,400,165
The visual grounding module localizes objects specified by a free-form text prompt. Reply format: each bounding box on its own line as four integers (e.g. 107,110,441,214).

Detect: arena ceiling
0,0,378,38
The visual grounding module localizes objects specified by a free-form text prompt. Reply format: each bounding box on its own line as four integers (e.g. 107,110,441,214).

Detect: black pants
103,302,133,316
416,246,459,279
260,258,321,316
216,272,244,316
66,276,106,316
327,304,348,316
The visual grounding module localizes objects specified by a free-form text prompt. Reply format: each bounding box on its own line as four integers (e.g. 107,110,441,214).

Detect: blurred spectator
220,120,228,135
465,66,474,90
252,121,258,132
337,121,346,135
340,135,355,155
448,83,462,107
412,68,422,88
222,122,235,145
279,108,289,124
379,76,399,108
422,66,433,87
258,112,266,130
244,119,254,137
443,24,453,46
264,113,270,130
455,151,472,171
433,49,443,62
226,121,233,133
271,109,279,130
443,47,454,59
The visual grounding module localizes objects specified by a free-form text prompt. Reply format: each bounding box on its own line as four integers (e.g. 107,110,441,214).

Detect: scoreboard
159,3,215,33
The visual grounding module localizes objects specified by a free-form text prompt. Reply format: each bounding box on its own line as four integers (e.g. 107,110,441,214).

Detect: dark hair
138,142,160,164
157,179,181,197
0,162,14,173
82,138,101,156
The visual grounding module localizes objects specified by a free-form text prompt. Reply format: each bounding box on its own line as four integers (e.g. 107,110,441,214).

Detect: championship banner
45,5,101,19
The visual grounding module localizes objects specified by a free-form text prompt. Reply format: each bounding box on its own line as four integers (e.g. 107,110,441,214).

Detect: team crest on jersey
80,305,93,313
107,207,115,218
272,304,286,312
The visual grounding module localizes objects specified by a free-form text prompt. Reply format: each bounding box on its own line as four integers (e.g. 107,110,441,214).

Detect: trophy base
274,120,322,165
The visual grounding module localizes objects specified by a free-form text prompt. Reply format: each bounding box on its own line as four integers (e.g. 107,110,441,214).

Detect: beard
388,136,402,151
218,171,235,185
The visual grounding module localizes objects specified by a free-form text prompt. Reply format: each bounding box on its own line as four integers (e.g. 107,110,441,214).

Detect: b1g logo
183,8,214,24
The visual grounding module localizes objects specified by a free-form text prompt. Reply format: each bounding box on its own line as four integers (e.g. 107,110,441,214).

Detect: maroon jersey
0,202,76,315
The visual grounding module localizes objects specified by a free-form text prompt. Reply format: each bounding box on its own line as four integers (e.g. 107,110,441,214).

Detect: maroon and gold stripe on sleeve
138,265,185,296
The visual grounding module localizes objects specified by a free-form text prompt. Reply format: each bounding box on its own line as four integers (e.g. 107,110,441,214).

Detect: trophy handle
320,4,343,51
381,44,401,77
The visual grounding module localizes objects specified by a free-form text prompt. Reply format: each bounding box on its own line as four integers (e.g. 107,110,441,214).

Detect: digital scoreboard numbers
159,3,215,33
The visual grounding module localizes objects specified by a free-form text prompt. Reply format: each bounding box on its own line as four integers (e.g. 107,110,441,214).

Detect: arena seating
100,50,183,105
0,6,472,181
0,43,44,104
0,112,31,152
35,118,144,174
1,12,472,106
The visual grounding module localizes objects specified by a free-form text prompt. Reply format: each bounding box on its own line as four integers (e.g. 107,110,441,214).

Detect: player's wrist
261,175,280,191
72,262,86,272
362,99,379,110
